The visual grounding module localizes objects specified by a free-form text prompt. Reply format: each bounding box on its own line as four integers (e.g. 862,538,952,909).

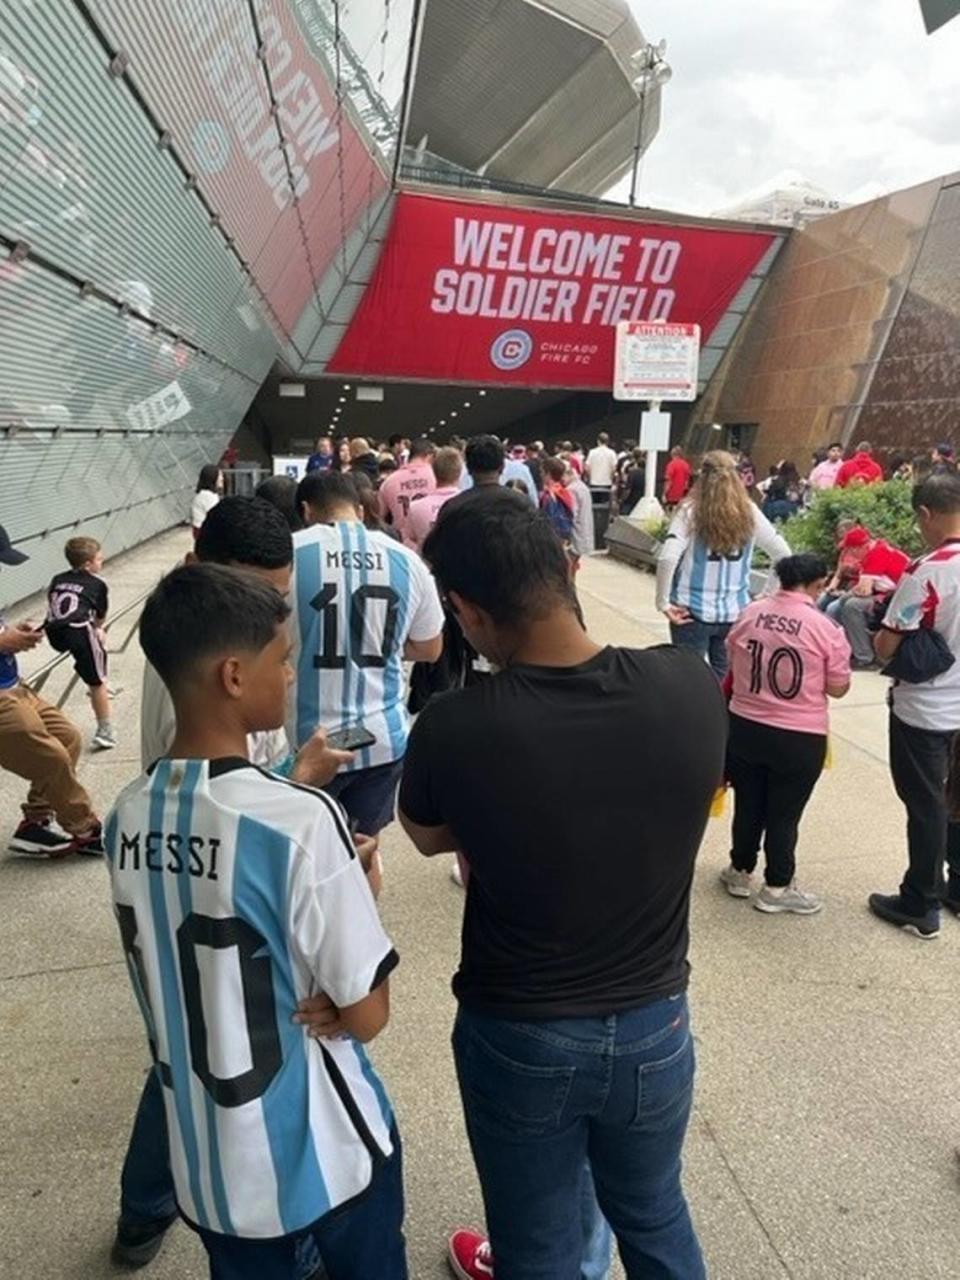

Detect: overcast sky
619,0,960,214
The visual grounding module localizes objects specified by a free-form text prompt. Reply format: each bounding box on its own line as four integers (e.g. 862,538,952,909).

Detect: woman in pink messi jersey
721,553,852,915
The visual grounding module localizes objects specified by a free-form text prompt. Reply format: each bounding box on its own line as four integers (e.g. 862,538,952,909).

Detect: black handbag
881,627,956,683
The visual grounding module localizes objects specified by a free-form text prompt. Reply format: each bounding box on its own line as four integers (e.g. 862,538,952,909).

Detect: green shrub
780,482,923,561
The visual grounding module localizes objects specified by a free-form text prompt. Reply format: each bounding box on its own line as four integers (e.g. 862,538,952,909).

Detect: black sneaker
868,892,941,939
8,819,74,858
942,890,960,917
72,824,105,858
111,1213,177,1269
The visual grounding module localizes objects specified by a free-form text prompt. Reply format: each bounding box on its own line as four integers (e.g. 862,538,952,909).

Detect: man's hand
663,605,693,626
291,728,354,788
853,575,875,598
0,624,42,654
293,992,346,1040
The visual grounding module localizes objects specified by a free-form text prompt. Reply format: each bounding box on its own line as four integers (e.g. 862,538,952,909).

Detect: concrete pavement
1,535,957,1279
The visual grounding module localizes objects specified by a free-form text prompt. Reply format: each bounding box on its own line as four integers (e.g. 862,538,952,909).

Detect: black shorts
46,622,107,688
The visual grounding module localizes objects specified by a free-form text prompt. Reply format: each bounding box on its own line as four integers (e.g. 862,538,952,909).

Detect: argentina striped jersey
106,759,398,1238
660,504,791,625
289,521,444,768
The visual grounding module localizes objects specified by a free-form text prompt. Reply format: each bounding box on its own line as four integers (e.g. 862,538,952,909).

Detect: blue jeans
453,997,704,1280
121,1068,407,1280
580,1168,613,1279
669,618,732,679
323,759,403,834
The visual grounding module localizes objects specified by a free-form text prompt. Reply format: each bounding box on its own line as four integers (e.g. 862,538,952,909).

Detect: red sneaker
448,1229,494,1279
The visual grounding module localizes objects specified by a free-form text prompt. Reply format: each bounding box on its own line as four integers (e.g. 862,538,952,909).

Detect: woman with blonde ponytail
656,451,791,676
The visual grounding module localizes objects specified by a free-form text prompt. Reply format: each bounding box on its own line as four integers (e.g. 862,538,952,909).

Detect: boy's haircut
409,436,436,461
776,553,829,589
65,536,100,569
255,476,303,533
140,563,289,691
465,434,504,476
195,496,293,568
297,471,360,520
433,446,463,486
424,488,576,625
543,457,566,482
913,471,960,514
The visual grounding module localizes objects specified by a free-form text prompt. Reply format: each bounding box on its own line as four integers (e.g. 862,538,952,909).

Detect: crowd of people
2,427,960,1280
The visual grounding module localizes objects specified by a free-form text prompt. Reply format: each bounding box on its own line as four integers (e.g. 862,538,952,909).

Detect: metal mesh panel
0,4,279,372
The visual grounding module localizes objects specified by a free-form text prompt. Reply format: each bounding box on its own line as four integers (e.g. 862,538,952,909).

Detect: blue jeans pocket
630,1031,695,1132
454,1021,574,1138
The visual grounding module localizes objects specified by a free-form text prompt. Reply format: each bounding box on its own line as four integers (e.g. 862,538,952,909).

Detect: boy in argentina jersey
290,472,444,835
106,563,406,1279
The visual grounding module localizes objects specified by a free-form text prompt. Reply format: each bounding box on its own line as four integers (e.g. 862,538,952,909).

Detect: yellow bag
824,737,833,770
709,786,728,818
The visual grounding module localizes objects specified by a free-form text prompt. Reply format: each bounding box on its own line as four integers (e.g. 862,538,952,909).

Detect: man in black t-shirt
399,489,725,1280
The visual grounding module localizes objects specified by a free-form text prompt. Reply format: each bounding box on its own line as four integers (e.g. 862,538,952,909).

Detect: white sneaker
755,883,822,915
719,864,753,898
92,726,117,751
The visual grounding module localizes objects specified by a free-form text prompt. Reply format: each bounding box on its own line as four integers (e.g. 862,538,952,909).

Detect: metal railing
25,589,151,709
222,466,268,498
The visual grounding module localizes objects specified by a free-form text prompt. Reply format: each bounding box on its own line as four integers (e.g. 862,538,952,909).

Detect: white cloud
618,0,960,214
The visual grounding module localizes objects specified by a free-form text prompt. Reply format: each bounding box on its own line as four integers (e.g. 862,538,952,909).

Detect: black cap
0,525,28,566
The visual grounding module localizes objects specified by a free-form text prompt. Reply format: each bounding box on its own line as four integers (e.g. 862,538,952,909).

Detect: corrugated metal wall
0,1,281,601
0,0,393,603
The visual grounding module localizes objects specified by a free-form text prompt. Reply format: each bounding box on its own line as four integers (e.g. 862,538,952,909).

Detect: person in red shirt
835,441,884,488
820,526,909,666
662,446,692,508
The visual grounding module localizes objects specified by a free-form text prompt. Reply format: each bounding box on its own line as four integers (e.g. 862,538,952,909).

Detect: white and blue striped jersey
657,504,791,624
289,521,444,768
106,758,398,1239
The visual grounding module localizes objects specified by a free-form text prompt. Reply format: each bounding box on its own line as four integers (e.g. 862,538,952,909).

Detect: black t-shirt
400,644,727,1018
46,569,108,629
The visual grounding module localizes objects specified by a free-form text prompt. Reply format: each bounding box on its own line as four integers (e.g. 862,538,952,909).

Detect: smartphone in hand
326,726,377,752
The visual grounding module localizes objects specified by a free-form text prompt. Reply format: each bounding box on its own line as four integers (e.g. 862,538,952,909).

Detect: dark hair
776,553,829,589
297,470,361,520
465,434,504,476
543,457,566,482
196,463,220,493
423,488,576,625
195,496,293,568
255,476,303,532
379,455,398,475
828,441,843,451
409,436,436,461
812,448,827,465
140,563,290,691
913,471,960,514
388,434,404,449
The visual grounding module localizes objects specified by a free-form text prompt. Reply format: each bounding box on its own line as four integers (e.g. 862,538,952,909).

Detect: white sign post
613,321,701,523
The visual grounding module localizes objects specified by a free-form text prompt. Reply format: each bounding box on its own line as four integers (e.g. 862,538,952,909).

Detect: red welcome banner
328,194,776,389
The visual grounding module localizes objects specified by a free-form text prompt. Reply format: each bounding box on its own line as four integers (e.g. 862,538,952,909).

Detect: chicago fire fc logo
490,329,534,371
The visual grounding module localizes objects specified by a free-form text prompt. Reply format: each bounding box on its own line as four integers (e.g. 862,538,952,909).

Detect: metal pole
628,82,646,208
644,398,661,502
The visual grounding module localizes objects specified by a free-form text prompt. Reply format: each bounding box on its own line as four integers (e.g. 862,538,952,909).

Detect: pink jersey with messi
727,590,851,735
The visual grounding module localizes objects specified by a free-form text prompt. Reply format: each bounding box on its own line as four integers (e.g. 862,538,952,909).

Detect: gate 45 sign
614,321,700,402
